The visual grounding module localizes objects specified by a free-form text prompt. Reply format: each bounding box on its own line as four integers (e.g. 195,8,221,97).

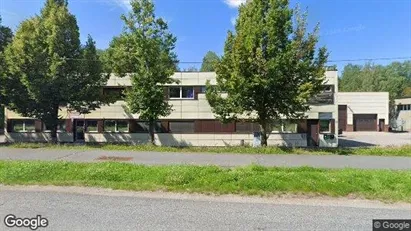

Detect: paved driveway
339,132,411,147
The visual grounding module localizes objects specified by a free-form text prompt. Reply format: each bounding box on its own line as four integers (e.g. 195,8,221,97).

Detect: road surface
1,147,411,169
0,186,410,231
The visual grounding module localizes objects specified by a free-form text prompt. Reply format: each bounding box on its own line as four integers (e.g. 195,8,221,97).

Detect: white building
5,71,340,147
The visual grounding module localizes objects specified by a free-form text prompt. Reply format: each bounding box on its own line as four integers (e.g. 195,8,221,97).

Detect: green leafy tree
184,66,198,72
3,0,110,142
106,0,178,145
206,0,328,146
0,15,14,130
200,51,220,72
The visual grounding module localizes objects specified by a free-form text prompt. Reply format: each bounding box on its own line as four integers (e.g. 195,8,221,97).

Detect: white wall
337,92,389,125
395,98,411,131
6,133,73,143
85,133,307,147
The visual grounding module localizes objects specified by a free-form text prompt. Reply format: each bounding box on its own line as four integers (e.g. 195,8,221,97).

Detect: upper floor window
398,104,411,111
103,87,126,100
169,86,194,99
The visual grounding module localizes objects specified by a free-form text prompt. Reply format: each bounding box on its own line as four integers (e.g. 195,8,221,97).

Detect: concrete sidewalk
1,147,411,170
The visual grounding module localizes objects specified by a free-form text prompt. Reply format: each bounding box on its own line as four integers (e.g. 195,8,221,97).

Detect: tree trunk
48,106,59,144
148,120,155,145
260,122,268,147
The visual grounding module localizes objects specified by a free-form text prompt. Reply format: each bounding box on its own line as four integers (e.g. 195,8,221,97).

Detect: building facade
394,97,411,131
4,71,339,147
337,92,389,132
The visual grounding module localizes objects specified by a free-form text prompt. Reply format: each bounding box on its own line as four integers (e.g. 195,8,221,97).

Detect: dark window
58,120,66,132
323,85,334,92
103,88,126,100
236,122,260,133
135,121,166,133
169,87,194,99
319,120,330,133
182,87,194,99
104,120,129,132
169,87,181,98
104,120,116,132
117,121,129,132
11,120,35,132
283,122,297,133
12,120,24,132
169,121,194,133
200,86,206,93
86,121,98,132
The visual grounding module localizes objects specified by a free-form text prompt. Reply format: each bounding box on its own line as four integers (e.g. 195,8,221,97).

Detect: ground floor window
319,120,330,133
11,120,35,132
43,120,67,132
104,120,129,132
86,120,98,132
169,121,194,133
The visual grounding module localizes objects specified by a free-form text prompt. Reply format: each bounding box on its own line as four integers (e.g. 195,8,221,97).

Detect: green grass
1,161,410,203
4,142,411,157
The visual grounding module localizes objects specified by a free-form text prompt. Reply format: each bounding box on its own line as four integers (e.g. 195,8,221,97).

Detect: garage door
354,114,377,131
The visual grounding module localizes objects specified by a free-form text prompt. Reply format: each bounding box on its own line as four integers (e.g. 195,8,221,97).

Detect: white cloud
224,0,247,8
109,0,132,11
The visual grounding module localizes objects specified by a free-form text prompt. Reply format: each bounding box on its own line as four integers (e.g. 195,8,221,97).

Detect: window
11,120,35,132
283,122,297,133
104,120,129,132
200,86,206,93
235,122,260,133
86,120,98,132
169,87,180,98
58,120,66,132
182,87,194,98
134,121,166,133
103,88,126,100
43,120,66,132
323,85,333,92
319,120,330,133
169,87,194,99
169,121,194,133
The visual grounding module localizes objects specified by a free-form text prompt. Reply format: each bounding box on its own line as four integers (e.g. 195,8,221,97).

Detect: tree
184,66,198,72
206,0,328,146
0,15,14,130
106,0,178,145
200,51,220,72
3,0,110,142
339,61,410,124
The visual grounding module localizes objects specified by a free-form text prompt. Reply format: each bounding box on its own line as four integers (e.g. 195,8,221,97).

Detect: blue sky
1,0,410,71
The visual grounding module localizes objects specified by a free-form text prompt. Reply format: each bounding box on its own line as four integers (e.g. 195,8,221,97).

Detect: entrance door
307,120,319,146
338,105,347,131
74,120,85,142
379,119,385,132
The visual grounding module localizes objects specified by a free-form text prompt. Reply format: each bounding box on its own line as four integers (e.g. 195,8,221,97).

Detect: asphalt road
1,186,410,231
1,147,411,169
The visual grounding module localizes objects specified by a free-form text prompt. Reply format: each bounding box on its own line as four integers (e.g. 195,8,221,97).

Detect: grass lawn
0,161,410,203
3,142,411,157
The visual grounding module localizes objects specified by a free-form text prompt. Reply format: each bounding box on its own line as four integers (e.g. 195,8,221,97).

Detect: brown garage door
353,114,377,131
